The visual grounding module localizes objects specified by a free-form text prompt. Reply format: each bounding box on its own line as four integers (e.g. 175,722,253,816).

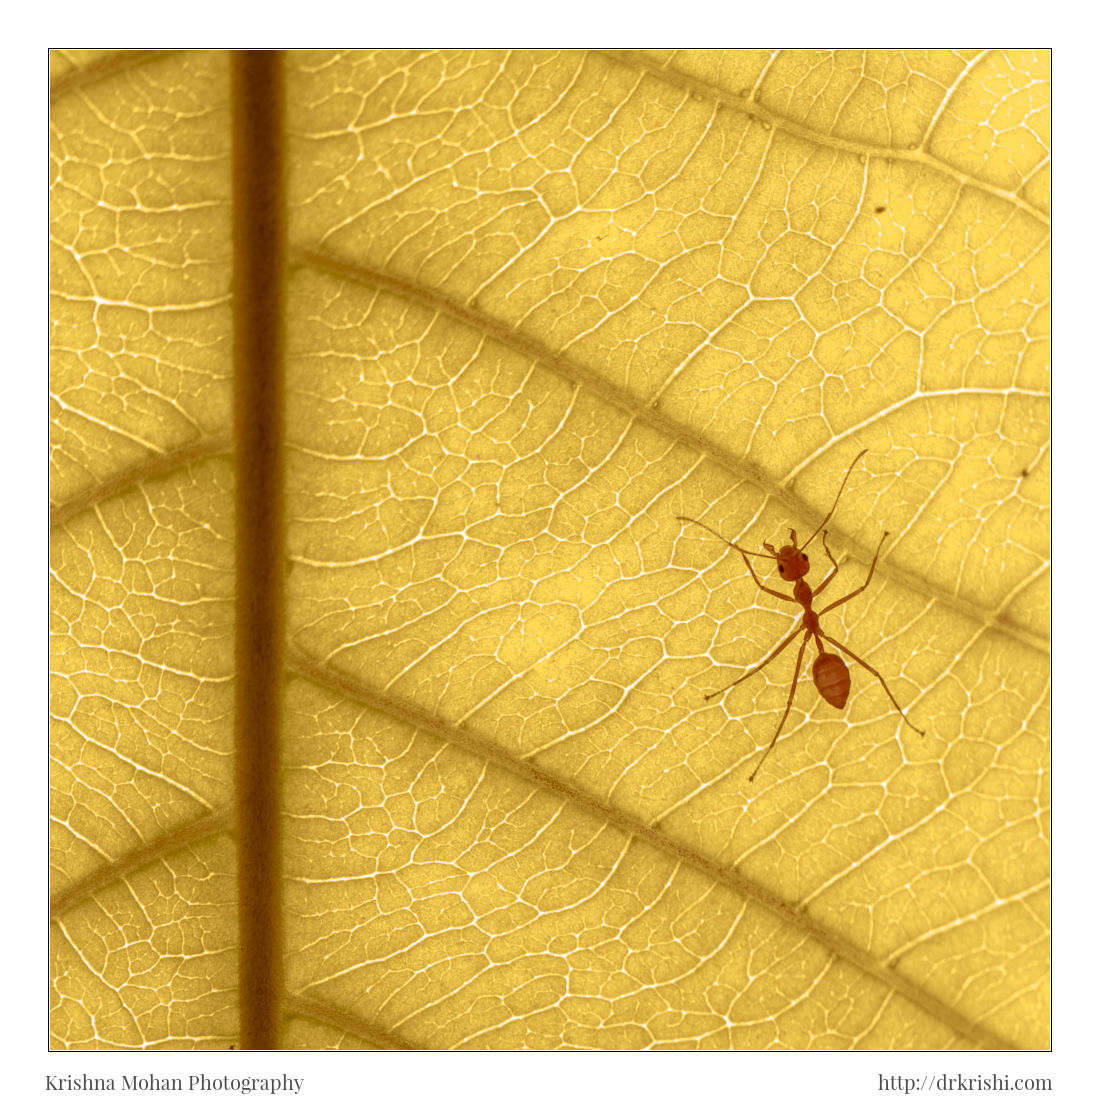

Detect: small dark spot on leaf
874,205,886,213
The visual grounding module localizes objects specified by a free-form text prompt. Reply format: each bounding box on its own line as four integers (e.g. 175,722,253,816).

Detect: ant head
764,534,810,582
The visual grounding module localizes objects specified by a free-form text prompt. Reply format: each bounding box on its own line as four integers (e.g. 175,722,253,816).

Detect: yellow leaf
51,49,1049,1050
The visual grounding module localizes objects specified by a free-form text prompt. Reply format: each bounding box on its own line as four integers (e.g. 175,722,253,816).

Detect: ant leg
748,635,809,782
818,531,889,616
703,625,804,701
812,530,841,597
737,550,790,602
821,633,925,735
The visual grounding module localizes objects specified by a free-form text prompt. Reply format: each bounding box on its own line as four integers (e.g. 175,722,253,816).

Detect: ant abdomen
813,653,850,709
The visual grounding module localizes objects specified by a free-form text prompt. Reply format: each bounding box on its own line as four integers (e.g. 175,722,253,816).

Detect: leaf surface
50,49,1050,1050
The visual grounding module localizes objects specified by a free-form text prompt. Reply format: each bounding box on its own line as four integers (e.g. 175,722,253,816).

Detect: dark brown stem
231,49,286,1051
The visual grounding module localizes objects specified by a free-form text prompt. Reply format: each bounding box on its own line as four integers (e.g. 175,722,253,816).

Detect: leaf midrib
230,51,286,1050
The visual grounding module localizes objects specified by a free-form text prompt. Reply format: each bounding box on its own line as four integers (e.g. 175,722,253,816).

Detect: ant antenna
675,516,772,559
799,449,868,552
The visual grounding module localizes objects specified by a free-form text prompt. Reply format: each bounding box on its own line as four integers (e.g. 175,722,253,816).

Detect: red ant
677,450,924,782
